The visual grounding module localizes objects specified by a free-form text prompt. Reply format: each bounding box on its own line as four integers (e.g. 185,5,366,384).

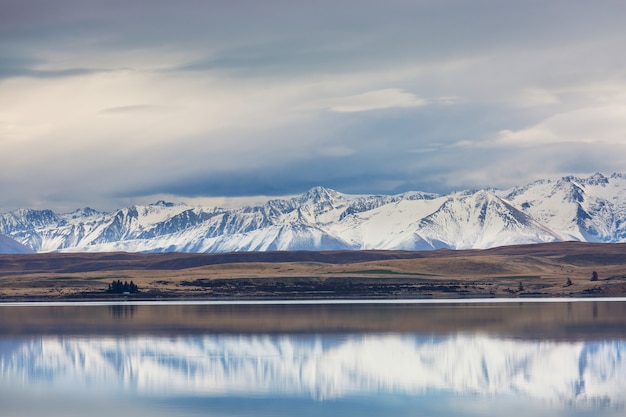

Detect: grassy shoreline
2,242,626,301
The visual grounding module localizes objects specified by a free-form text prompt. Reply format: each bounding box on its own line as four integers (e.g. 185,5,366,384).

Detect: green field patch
341,269,440,276
52,277,75,281
495,275,541,280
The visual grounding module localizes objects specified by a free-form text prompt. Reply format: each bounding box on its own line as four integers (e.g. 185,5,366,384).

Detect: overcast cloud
1,0,626,211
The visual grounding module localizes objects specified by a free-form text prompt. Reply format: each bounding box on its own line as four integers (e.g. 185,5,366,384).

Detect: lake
1,299,625,416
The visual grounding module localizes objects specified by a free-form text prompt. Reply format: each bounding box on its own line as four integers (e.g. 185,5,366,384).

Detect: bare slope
1,242,625,299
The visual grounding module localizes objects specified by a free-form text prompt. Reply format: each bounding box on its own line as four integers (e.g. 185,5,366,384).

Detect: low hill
1,242,625,300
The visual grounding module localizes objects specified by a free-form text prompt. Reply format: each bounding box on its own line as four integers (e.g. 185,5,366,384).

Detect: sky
1,0,626,212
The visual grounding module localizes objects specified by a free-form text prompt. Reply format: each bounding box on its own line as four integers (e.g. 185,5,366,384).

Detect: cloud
438,141,626,193
513,88,560,108
314,145,355,157
495,105,626,147
0,65,102,80
2,1,626,211
432,96,465,105
322,88,426,113
98,104,181,115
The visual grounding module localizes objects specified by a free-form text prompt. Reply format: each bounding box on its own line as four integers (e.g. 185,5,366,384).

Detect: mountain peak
472,189,500,200
69,207,100,218
555,172,609,188
2,173,626,253
301,186,343,203
151,200,177,207
584,172,609,186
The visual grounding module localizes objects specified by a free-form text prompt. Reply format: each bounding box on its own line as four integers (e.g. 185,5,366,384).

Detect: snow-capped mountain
499,173,626,243
1,173,626,253
1,335,624,406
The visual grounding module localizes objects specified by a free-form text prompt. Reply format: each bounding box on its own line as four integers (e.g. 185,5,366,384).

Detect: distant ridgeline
2,173,626,252
107,280,139,294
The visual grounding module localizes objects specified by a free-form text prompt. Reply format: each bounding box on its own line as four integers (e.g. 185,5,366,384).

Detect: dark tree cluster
107,280,139,294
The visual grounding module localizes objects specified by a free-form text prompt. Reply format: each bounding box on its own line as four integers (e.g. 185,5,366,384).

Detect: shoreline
2,296,625,341
2,296,626,307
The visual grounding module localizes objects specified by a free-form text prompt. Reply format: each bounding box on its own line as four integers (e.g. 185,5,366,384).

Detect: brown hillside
1,242,625,300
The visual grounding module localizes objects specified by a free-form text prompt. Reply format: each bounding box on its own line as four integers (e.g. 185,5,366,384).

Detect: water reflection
1,301,625,416
108,304,137,319
1,334,624,407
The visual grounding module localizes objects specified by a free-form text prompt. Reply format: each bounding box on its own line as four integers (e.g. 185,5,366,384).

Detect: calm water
1,300,625,417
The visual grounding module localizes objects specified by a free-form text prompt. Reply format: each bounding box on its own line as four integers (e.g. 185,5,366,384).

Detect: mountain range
1,335,624,406
1,173,625,253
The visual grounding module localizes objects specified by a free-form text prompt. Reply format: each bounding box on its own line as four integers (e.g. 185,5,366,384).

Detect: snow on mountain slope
1,335,624,406
500,173,626,242
332,195,447,250
1,173,625,253
411,190,561,249
0,209,59,250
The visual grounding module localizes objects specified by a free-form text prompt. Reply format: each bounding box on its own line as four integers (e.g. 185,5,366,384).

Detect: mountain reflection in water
0,301,625,417
1,335,625,405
